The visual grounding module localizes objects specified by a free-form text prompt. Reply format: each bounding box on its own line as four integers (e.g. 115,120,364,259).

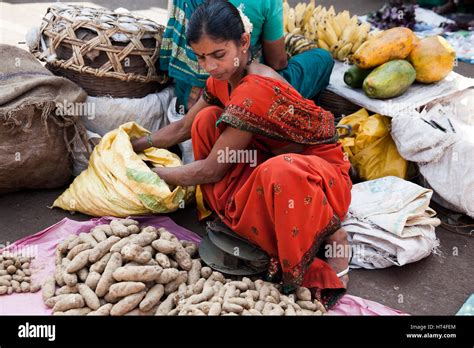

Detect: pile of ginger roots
41,219,327,316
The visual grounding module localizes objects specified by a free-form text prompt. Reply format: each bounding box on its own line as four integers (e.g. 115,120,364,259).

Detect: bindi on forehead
195,41,229,56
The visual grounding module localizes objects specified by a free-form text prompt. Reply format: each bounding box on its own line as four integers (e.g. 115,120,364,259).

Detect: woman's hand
131,135,150,153
149,127,254,187
130,96,211,153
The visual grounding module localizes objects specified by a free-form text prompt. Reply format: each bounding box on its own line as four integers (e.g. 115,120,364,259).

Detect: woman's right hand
130,95,210,153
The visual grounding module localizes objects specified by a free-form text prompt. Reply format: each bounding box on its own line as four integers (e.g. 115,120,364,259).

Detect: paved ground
1,0,473,315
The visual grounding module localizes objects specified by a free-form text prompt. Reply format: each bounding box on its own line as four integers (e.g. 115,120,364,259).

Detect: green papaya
362,60,416,99
344,65,373,88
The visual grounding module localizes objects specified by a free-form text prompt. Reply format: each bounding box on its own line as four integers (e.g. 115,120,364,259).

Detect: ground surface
1,0,473,315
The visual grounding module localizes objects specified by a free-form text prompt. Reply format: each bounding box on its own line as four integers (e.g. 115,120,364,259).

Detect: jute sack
0,45,87,193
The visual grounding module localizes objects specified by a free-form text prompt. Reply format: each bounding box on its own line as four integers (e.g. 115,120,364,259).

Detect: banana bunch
284,0,314,35
285,32,318,58
284,1,372,62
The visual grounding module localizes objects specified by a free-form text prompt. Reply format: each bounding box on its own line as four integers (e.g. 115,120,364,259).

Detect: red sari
192,74,352,307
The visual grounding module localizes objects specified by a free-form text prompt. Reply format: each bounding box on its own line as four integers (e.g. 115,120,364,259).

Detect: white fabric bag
343,176,441,269
82,86,174,136
166,97,195,165
391,88,474,217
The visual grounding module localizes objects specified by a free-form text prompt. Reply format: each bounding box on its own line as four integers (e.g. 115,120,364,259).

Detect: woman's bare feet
324,228,350,288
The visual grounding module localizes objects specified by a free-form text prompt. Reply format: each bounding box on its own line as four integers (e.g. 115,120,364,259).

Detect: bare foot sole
324,228,351,289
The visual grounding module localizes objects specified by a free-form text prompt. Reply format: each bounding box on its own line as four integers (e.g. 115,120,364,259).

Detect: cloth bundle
343,176,441,269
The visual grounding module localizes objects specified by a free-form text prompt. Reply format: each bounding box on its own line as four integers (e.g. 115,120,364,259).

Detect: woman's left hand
152,166,172,183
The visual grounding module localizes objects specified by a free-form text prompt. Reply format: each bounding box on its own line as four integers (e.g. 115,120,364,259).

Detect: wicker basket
318,90,361,122
30,4,169,98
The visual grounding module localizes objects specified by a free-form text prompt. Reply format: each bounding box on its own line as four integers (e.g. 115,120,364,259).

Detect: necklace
243,52,255,78
246,52,256,66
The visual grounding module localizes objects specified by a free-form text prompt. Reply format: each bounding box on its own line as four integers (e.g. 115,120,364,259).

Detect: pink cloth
0,216,406,315
0,216,200,315
328,294,407,315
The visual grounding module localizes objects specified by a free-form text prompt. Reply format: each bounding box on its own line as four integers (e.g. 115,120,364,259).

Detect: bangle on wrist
146,133,154,148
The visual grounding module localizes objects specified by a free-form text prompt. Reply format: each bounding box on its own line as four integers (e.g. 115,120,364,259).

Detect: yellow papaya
408,35,456,84
352,27,415,69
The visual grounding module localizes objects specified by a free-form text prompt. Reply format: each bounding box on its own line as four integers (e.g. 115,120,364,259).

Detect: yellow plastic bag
196,185,212,220
337,109,407,181
53,122,194,217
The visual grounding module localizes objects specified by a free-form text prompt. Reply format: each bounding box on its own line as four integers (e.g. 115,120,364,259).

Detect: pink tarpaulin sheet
0,217,406,315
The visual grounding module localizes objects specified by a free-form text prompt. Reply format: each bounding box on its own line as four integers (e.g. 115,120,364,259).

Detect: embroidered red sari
192,74,352,306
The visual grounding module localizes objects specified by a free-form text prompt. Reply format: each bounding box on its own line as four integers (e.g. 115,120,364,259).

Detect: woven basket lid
30,4,168,84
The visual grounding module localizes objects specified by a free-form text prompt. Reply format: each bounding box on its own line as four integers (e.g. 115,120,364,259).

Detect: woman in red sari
133,0,351,307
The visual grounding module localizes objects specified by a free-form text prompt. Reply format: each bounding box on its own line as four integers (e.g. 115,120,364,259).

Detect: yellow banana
303,21,312,40
308,16,318,40
348,25,362,44
330,15,342,38
337,42,353,61
302,0,315,28
341,23,357,43
294,38,315,53
316,22,325,41
323,19,339,47
295,3,307,28
337,11,351,32
291,27,302,35
283,1,290,32
330,39,344,58
313,5,322,16
351,36,365,53
350,15,358,26
287,8,296,33
351,23,371,52
327,5,336,16
318,7,327,21
334,13,345,34
317,38,330,51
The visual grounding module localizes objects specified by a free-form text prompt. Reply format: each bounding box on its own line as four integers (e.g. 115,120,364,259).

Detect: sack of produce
337,108,408,181
391,89,474,218
53,122,194,217
70,86,174,176
0,44,87,194
82,86,174,137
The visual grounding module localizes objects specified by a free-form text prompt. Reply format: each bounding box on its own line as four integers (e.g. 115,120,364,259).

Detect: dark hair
187,0,245,45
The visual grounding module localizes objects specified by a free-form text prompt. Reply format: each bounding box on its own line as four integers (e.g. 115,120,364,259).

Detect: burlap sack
0,45,87,193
